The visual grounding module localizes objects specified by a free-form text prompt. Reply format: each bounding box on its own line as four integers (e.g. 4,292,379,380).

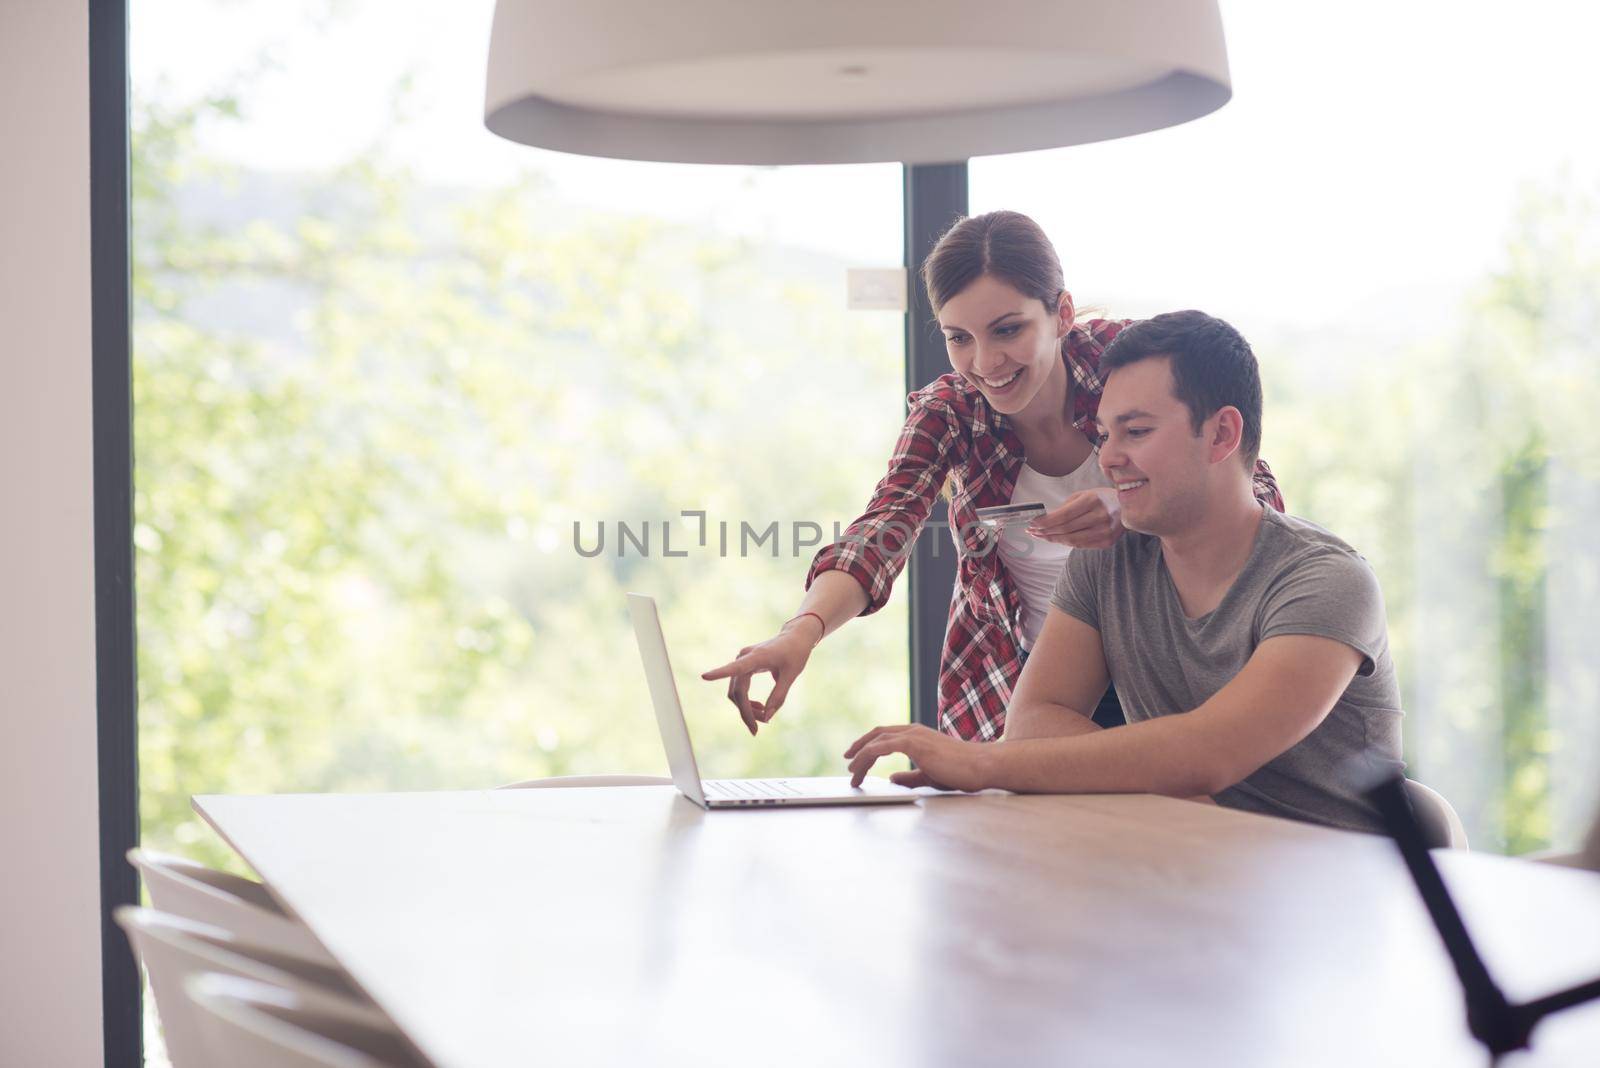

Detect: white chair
497,773,671,789
116,906,387,1068
185,973,426,1068
129,846,336,966
1403,778,1469,850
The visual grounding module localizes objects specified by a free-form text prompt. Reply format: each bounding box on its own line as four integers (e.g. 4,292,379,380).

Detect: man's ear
1208,407,1245,466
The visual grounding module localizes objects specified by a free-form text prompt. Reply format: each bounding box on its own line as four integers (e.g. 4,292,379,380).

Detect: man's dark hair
1099,310,1262,465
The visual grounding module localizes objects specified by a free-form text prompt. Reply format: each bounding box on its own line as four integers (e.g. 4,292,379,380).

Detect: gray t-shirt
1050,506,1404,834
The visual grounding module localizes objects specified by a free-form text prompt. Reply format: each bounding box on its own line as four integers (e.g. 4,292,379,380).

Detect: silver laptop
627,593,918,809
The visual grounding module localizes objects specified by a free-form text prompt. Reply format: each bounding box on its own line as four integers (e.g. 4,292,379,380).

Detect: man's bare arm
1000,608,1109,742
987,634,1365,797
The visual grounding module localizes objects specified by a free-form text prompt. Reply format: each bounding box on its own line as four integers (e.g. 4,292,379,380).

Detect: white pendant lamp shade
484,0,1232,165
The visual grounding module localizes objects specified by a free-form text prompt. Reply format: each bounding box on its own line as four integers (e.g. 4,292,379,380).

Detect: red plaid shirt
806,318,1285,741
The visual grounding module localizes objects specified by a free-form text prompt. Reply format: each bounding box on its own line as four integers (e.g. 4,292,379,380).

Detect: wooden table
193,788,1600,1067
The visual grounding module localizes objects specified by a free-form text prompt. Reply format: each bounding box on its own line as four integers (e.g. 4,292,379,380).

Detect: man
845,310,1405,833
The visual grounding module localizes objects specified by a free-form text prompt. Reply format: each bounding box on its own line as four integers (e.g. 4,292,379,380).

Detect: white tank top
995,453,1112,651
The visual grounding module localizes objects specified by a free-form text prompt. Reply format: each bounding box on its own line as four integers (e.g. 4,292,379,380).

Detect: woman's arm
803,394,963,616
790,569,870,643
704,392,962,733
701,570,869,735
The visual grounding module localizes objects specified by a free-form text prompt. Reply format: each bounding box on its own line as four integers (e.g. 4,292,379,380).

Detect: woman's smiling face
937,274,1070,415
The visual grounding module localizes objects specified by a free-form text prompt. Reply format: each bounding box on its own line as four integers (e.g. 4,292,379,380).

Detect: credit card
975,502,1045,529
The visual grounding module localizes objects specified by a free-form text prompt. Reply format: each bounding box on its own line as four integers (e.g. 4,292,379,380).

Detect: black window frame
902,164,968,728
90,0,142,1064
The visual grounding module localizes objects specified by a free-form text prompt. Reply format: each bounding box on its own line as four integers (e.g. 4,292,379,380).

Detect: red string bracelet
784,611,827,645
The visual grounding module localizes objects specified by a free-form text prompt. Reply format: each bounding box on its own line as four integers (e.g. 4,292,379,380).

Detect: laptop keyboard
704,779,802,799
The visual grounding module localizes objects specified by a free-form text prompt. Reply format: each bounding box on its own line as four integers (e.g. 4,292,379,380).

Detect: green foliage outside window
133,84,909,874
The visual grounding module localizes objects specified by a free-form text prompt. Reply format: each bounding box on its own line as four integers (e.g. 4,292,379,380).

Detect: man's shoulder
1256,509,1381,592
1260,509,1367,559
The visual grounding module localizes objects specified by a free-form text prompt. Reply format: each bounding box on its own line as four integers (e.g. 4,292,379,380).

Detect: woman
704,211,1283,741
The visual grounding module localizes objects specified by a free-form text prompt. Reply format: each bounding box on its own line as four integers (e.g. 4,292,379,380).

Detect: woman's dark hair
921,211,1065,316
1100,310,1263,465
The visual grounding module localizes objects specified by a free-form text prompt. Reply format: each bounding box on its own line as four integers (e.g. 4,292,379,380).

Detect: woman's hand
1025,487,1124,549
842,724,994,791
701,617,823,736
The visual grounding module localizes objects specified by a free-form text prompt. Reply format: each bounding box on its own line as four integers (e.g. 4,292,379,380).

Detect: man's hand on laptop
701,622,819,736
844,725,992,791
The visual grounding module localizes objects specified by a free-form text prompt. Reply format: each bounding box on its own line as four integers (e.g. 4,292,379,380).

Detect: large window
131,1,907,867
974,0,1600,853
126,0,1600,1061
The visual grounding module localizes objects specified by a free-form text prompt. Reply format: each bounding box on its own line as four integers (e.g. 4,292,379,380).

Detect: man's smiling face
1095,355,1214,536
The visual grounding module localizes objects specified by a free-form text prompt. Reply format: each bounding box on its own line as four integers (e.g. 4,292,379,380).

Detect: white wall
0,1,106,1064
